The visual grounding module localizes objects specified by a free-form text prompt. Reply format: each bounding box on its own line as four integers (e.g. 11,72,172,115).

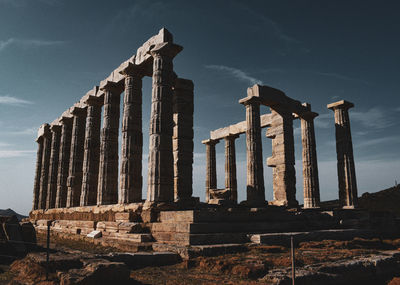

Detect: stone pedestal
147,43,182,202
80,96,102,206
266,109,298,207
97,84,122,205
55,116,73,208
38,124,51,209
224,134,239,202
173,78,194,202
46,125,61,209
328,100,358,208
119,69,143,204
202,139,219,203
66,107,87,207
32,137,44,210
300,104,320,209
239,97,265,205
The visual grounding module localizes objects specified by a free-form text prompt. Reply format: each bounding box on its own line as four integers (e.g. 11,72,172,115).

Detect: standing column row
37,124,51,210
46,125,61,209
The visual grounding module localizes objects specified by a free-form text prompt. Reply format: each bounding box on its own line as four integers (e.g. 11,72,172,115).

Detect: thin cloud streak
0,38,66,52
0,150,35,158
205,65,263,85
0,95,33,106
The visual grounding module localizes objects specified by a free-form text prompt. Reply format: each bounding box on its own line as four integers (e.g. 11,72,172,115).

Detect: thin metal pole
46,222,50,281
291,235,295,285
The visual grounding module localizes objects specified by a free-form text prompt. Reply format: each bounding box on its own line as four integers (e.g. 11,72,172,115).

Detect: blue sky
0,0,399,215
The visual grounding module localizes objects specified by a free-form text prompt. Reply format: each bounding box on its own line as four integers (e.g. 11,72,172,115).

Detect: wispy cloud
7,127,37,135
0,95,33,106
0,38,65,52
355,135,400,148
205,65,263,85
351,107,393,129
314,113,332,129
306,70,369,85
0,150,35,158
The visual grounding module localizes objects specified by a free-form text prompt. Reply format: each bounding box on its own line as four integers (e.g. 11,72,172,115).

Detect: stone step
105,233,153,243
153,231,249,246
105,251,181,268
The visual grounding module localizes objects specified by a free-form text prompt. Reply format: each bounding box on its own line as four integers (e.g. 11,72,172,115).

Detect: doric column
266,109,298,207
328,100,358,208
32,136,44,210
224,134,239,202
147,42,182,203
300,103,320,208
66,107,87,207
97,83,122,205
119,66,143,204
202,139,218,203
173,78,194,202
37,124,51,209
239,97,265,204
55,116,73,208
46,124,61,209
80,95,102,206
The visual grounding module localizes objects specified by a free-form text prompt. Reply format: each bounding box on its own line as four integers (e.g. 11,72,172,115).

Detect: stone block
87,230,102,239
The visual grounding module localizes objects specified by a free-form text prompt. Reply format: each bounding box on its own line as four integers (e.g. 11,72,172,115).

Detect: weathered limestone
80,94,102,206
46,125,62,209
32,136,44,210
224,134,239,202
239,96,265,205
55,116,73,208
202,139,219,203
97,83,122,205
300,104,320,208
266,109,298,207
173,78,194,202
147,42,182,203
66,107,87,208
119,65,143,204
37,124,51,209
328,100,358,208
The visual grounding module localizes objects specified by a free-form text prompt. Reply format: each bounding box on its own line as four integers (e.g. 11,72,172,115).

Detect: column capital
83,94,103,107
37,123,50,140
100,80,124,94
50,124,62,133
149,42,183,59
70,106,87,116
202,138,220,145
119,61,146,78
59,115,73,125
225,134,240,141
327,100,354,111
239,96,262,106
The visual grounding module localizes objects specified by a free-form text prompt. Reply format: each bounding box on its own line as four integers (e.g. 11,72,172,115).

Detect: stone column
224,134,239,202
328,100,358,208
147,43,182,203
97,84,122,205
32,136,44,210
300,104,320,208
80,96,102,206
55,116,73,208
266,109,298,207
119,68,143,204
202,139,218,203
66,107,87,208
239,97,265,205
37,124,51,209
46,124,61,209
173,78,194,202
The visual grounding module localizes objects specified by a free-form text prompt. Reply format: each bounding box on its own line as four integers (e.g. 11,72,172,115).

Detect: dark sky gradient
0,0,399,214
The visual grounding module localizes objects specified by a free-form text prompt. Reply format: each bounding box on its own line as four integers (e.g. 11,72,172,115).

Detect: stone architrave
32,136,44,210
55,116,73,208
37,124,51,209
66,107,87,207
328,100,358,208
147,42,182,203
300,103,320,208
224,134,239,202
119,66,143,204
239,96,265,204
266,109,298,207
173,78,194,202
80,96,102,206
46,124,62,209
202,139,219,203
97,84,122,205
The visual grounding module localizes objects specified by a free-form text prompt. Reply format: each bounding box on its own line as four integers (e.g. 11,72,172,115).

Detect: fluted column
66,107,87,207
55,116,73,208
225,134,239,202
202,139,218,203
38,124,51,209
328,100,358,208
80,96,102,206
300,103,320,209
97,84,122,205
119,67,143,204
46,124,61,209
239,97,265,204
32,136,44,210
147,42,182,203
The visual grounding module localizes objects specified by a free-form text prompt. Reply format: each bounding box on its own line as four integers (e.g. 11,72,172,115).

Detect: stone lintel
201,138,219,145
327,100,354,110
37,123,50,140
